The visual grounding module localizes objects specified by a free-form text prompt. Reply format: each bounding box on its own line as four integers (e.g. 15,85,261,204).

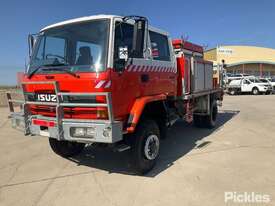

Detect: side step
114,144,131,152
167,109,180,127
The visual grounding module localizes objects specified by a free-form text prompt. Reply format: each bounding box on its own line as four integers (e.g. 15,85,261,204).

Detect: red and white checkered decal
94,65,176,88
95,80,112,89
126,65,176,73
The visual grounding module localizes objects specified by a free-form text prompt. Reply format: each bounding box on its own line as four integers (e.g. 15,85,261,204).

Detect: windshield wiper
42,67,80,78
28,63,79,79
28,65,50,79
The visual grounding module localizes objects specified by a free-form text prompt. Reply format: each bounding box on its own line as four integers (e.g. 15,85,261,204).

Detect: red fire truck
7,15,223,174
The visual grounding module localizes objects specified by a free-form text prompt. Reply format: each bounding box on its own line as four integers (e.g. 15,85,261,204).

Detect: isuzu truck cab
7,15,223,174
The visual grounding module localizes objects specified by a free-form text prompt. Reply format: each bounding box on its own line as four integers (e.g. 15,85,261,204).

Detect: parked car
259,78,273,90
260,77,275,92
227,78,273,95
270,78,275,92
225,73,255,84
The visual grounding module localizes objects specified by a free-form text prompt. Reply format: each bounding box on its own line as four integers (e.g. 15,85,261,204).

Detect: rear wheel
204,101,218,128
193,100,218,129
130,119,160,175
49,138,85,157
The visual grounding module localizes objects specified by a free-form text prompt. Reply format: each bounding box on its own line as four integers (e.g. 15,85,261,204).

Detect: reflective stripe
129,65,134,72
125,65,176,73
104,81,111,88
95,80,106,88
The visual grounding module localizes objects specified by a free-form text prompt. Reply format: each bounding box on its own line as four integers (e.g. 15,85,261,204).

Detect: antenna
180,34,189,48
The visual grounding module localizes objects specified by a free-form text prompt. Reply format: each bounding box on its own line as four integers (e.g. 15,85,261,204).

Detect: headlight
259,85,266,89
86,127,96,136
70,127,95,138
73,128,86,137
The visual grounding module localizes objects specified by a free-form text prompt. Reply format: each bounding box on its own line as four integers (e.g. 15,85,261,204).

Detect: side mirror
28,34,35,57
131,19,146,58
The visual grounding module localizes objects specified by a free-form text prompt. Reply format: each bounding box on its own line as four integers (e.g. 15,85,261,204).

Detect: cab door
110,20,151,118
242,79,252,92
148,30,176,95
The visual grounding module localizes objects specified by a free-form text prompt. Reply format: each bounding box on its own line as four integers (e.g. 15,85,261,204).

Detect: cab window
149,31,170,61
35,36,66,61
114,22,134,60
243,79,250,84
75,41,101,66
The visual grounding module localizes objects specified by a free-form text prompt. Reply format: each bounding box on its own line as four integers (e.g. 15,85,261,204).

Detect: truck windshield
28,19,109,74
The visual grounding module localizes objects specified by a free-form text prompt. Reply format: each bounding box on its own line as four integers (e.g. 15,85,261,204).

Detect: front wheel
229,89,236,95
49,138,85,157
130,119,160,175
252,87,259,95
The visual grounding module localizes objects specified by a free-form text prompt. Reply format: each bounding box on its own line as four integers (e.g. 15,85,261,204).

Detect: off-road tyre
130,119,160,175
193,101,218,129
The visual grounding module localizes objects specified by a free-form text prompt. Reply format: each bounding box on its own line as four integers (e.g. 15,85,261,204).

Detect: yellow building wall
203,49,217,62
204,46,275,77
205,46,275,65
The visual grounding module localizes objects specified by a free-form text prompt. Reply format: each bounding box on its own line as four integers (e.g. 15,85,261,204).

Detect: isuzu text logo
37,94,57,102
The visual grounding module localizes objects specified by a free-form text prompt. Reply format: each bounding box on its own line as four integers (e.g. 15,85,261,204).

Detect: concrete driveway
0,95,275,206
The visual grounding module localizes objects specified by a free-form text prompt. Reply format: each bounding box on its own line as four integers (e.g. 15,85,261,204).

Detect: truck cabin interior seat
76,46,93,66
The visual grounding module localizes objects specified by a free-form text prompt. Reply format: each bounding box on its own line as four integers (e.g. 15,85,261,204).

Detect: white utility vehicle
227,78,273,95
259,78,275,92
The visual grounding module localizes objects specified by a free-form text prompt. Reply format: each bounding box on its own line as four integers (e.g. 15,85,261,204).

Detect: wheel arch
252,86,259,91
126,94,167,133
